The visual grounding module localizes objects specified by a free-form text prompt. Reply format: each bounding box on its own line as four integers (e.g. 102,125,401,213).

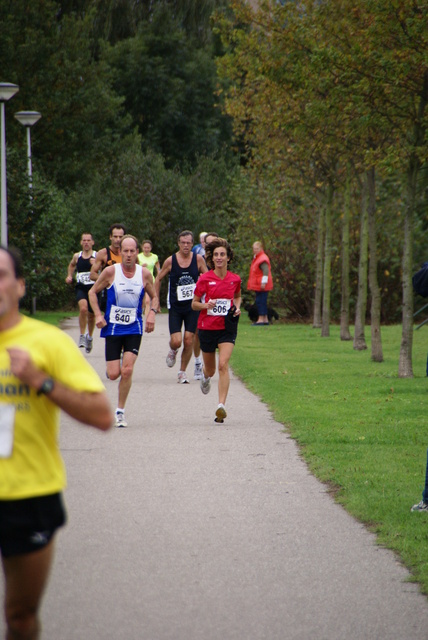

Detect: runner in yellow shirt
0,246,112,640
138,239,160,316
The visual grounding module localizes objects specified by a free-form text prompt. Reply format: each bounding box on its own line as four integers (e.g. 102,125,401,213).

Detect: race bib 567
177,283,196,302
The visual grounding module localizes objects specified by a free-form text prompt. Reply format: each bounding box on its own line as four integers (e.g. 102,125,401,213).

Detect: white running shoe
194,361,203,380
215,404,227,423
78,334,86,348
85,334,93,354
166,349,178,368
200,375,211,395
177,371,189,384
411,500,428,512
115,411,128,428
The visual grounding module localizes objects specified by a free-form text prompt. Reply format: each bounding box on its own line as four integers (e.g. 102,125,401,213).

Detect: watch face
38,378,54,395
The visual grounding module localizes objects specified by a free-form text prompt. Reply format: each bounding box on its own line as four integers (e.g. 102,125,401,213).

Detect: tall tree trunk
321,183,334,337
367,166,383,362
312,199,324,328
398,160,416,377
340,170,351,340
398,71,427,376
353,175,368,350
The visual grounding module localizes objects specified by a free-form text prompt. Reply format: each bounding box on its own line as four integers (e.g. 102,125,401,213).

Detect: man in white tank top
89,235,159,427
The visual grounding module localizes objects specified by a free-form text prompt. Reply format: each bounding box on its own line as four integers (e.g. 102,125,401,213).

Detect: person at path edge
247,240,273,326
89,234,158,427
0,246,112,640
192,237,241,424
411,449,428,512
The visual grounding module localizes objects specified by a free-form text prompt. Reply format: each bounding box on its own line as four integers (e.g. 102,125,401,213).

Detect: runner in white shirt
89,235,159,427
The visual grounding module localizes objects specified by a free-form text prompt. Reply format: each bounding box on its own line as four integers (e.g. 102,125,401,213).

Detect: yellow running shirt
0,316,105,500
137,252,159,277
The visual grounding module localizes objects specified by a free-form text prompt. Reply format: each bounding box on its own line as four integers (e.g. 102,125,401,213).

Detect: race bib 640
109,305,137,325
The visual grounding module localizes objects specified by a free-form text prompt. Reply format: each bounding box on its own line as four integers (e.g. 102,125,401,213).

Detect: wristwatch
37,378,55,396
150,308,159,314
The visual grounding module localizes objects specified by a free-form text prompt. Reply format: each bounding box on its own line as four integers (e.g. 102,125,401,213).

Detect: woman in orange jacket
247,241,273,325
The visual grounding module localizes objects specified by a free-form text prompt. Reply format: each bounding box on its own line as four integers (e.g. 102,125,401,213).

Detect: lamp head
0,83,19,102
14,111,41,127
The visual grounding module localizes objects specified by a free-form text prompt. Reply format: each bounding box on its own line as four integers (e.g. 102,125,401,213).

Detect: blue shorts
168,306,199,335
0,493,66,558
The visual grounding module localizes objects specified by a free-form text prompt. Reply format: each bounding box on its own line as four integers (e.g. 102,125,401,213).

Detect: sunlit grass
22,310,78,326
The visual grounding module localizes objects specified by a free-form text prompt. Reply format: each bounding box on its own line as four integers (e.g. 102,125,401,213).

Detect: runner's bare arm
90,248,107,281
233,291,242,315
7,348,113,430
154,256,172,310
65,252,79,284
143,269,158,333
88,266,114,328
197,254,208,274
192,293,215,312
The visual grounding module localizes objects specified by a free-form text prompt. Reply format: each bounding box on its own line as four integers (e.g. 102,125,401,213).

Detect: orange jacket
247,251,273,292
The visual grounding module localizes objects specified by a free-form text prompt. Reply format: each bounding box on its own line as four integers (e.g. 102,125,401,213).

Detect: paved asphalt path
2,314,428,639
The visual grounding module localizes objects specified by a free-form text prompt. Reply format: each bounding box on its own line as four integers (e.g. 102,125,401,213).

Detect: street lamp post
14,111,42,314
0,82,19,247
14,111,42,195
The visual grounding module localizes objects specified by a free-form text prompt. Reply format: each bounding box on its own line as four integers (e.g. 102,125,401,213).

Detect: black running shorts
105,334,142,361
198,329,237,353
0,493,66,558
75,285,94,314
168,306,199,335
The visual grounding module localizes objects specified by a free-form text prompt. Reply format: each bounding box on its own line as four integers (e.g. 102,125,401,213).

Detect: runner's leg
180,331,195,372
117,351,138,410
217,342,235,405
202,350,216,379
77,299,88,335
2,540,55,640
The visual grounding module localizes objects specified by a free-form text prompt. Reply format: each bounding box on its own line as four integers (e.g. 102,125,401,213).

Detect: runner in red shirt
192,237,241,423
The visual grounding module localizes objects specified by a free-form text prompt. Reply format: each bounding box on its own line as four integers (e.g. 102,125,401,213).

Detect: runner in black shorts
1,246,112,639
65,232,97,353
192,237,242,423
154,230,207,384
89,235,159,427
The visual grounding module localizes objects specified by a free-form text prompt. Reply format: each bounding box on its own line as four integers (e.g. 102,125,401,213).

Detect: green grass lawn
22,310,78,326
231,316,428,594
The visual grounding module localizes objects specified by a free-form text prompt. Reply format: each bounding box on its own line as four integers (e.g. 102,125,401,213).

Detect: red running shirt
194,271,242,331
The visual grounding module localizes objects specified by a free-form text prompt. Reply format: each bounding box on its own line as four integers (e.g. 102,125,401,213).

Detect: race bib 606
208,298,231,316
